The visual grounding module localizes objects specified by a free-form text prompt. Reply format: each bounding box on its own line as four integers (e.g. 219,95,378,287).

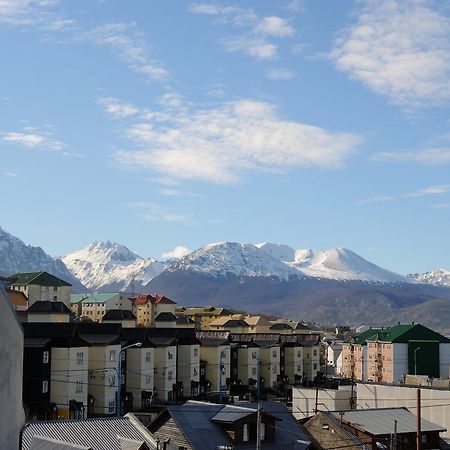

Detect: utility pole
219,349,225,404
314,373,319,414
393,419,397,450
417,388,422,450
256,402,261,450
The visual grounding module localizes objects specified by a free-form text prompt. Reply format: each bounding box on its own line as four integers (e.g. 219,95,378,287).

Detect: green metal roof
377,323,450,344
70,293,121,304
9,271,71,287
352,328,384,345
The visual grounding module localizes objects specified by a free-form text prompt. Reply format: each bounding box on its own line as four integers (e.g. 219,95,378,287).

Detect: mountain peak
409,268,450,287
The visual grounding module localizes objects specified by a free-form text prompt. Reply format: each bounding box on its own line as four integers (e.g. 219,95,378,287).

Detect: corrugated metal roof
22,415,157,450
29,436,91,450
210,405,256,423
332,408,446,436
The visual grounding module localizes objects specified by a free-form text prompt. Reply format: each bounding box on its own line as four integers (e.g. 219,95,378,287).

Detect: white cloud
161,246,192,259
79,23,169,81
266,68,297,80
114,98,361,184
189,4,295,60
1,130,65,151
374,148,450,165
127,202,191,223
356,184,450,205
99,97,139,119
157,93,185,110
287,0,303,13
2,171,18,178
433,203,450,209
223,37,277,60
330,0,450,108
255,16,294,37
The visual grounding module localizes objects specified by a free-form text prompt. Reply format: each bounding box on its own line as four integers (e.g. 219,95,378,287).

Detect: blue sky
1,0,450,274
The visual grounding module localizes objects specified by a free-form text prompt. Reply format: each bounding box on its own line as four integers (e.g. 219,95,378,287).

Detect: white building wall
153,346,177,401
177,344,200,397
0,289,24,450
260,347,280,388
284,346,303,382
292,386,353,420
357,382,450,438
126,347,154,409
439,343,450,378
392,343,409,382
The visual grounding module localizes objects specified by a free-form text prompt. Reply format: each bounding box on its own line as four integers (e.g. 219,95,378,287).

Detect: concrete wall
392,343,408,382
153,345,177,401
292,386,353,419
177,344,200,397
284,346,303,383
260,347,280,388
27,312,70,323
26,285,71,307
126,347,154,409
0,288,24,450
357,382,450,438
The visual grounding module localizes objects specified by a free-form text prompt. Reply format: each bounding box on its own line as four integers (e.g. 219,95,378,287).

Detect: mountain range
2,226,450,332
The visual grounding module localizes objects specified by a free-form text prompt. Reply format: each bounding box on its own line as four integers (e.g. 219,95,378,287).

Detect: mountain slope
62,241,167,292
0,226,86,292
408,269,450,287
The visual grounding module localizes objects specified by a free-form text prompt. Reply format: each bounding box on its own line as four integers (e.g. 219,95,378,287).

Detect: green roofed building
343,323,450,384
70,292,132,323
9,271,71,308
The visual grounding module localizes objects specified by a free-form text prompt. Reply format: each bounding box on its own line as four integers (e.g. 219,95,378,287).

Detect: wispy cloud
356,184,450,205
113,98,361,184
79,23,169,81
2,171,18,178
127,202,192,223
99,97,139,119
331,0,450,108
158,188,203,198
1,129,66,151
433,203,450,209
189,3,295,60
161,246,192,259
374,148,450,165
0,0,74,31
266,68,297,80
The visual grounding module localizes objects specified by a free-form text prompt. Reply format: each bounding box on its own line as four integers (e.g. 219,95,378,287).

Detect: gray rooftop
22,414,157,450
332,408,446,436
210,404,257,423
29,436,91,450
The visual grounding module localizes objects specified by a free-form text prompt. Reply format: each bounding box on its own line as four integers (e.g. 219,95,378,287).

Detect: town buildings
130,294,177,327
71,293,132,322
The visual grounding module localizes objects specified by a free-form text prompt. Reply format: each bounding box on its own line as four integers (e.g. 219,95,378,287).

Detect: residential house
175,315,196,329
148,400,312,450
22,323,89,420
102,309,137,328
74,293,132,323
21,413,158,450
0,281,24,450
130,294,177,328
121,328,155,411
154,311,177,329
327,341,344,375
252,335,281,390
77,323,122,416
307,408,445,450
208,316,250,333
9,271,72,307
26,301,71,323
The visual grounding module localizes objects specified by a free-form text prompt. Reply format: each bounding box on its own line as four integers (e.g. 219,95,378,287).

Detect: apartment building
103,309,137,328
195,331,230,392
26,300,71,323
175,329,201,398
176,306,232,330
22,323,89,420
9,271,71,307
77,323,122,416
130,294,176,327
72,293,132,323
121,328,155,411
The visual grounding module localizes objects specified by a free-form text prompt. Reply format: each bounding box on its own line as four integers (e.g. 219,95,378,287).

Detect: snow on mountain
167,242,299,280
408,269,450,287
256,243,409,283
0,226,86,291
62,241,167,291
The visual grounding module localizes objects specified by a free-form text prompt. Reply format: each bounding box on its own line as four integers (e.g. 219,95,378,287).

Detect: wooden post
417,388,422,450
314,381,319,414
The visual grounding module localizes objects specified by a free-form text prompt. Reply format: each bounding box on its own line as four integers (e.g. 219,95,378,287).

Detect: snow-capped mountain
0,226,86,291
408,269,450,287
167,242,299,280
256,243,409,283
62,241,167,292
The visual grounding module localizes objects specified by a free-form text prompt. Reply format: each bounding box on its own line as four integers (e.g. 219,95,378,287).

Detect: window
168,351,173,360
109,375,116,387
108,401,115,414
168,370,173,380
243,423,249,442
313,349,317,356
76,380,83,393
272,350,277,358
53,286,57,291
43,351,49,364
145,352,151,363
77,352,84,365
193,367,198,377
193,348,198,357
252,367,257,376
297,364,302,372
145,374,151,385
42,380,48,393
53,296,57,301
251,351,257,360
313,363,318,370
261,422,266,440
297,350,301,358
109,350,116,362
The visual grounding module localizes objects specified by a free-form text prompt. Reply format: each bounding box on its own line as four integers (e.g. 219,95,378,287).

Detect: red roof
130,294,176,305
